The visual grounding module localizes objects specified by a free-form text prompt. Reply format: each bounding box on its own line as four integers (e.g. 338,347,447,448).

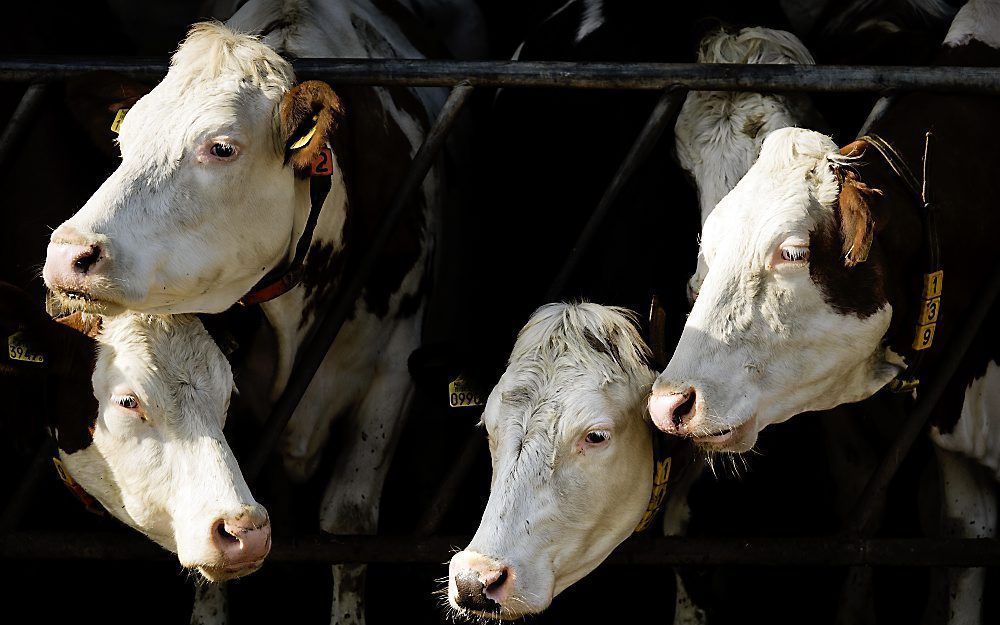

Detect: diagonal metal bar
846,263,1000,536
244,83,474,481
0,83,48,171
2,59,1000,94
546,87,684,301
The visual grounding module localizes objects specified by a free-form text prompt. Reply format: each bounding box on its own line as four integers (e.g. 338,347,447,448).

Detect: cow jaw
59,314,270,579
652,128,901,449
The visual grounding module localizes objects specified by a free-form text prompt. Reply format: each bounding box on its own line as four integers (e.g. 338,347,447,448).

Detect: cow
650,0,1000,621
0,282,268,581
675,26,821,302
40,3,444,622
446,303,700,621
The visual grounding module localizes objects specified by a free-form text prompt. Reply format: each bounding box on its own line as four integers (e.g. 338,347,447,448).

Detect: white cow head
0,284,268,581
448,303,657,619
649,128,904,452
43,23,343,314
675,27,818,302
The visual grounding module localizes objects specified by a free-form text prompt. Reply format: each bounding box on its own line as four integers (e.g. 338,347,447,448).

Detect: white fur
655,128,901,452
944,0,1000,49
449,303,657,618
60,313,264,580
675,27,818,301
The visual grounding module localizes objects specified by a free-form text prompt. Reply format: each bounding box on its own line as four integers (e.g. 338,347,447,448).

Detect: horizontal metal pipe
1,58,1000,93
2,532,1000,567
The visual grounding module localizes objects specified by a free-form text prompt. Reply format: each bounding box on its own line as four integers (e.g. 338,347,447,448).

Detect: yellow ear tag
110,108,129,134
448,375,486,408
289,114,319,150
7,331,45,364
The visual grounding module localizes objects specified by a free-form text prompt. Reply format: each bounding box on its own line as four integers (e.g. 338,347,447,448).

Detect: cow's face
649,128,902,452
60,313,270,581
43,23,343,314
448,304,656,619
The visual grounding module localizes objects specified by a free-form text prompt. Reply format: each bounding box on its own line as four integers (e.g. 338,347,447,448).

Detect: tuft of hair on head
169,21,295,97
512,302,654,386
697,26,815,66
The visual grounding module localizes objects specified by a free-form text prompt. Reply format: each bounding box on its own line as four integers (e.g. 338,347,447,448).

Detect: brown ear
833,164,883,267
56,312,102,340
279,80,345,175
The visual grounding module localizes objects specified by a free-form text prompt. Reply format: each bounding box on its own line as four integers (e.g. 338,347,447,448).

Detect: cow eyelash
584,430,611,444
112,394,139,410
780,246,810,263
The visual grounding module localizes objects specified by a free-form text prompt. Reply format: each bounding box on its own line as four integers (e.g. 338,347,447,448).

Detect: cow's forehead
96,315,232,424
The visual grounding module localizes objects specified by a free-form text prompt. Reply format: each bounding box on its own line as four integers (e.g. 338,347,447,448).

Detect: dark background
0,1,987,623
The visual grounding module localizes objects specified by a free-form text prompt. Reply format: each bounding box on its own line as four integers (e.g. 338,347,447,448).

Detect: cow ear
833,161,883,267
279,80,345,174
65,72,154,158
56,312,102,340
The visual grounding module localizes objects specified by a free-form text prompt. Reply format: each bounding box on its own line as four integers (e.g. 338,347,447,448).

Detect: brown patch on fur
833,165,883,267
280,81,345,176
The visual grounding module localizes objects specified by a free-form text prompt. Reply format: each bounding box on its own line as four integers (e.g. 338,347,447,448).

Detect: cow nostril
486,568,508,594
72,245,102,274
673,389,696,426
214,519,240,547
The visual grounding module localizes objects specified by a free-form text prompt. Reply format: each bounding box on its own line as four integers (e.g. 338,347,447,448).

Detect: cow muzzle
195,505,272,581
43,226,122,313
448,550,521,618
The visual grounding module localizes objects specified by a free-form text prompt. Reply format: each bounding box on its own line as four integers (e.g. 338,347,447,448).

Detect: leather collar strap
634,431,675,533
859,133,943,392
52,455,105,516
239,154,333,306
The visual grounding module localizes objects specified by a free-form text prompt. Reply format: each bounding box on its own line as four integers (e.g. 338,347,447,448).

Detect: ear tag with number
110,108,129,134
8,331,45,364
310,146,334,176
449,375,485,408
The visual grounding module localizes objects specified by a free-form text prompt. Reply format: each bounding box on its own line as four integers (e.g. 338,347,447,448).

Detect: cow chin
48,286,126,316
194,560,265,583
692,415,759,453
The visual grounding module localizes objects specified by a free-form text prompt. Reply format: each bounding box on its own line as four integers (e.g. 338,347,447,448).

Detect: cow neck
238,169,333,306
860,133,942,393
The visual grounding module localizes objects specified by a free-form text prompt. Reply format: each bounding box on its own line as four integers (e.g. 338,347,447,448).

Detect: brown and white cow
0,282,268,580
651,0,1000,620
447,303,700,621
41,3,443,622
675,26,822,302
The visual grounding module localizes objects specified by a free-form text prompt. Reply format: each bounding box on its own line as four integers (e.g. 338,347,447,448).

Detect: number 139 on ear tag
310,147,334,176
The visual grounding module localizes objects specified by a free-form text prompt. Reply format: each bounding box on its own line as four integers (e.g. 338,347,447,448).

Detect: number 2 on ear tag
310,147,334,176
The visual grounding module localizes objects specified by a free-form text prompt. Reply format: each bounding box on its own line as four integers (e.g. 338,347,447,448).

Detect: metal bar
0,83,48,171
546,88,683,300
1,58,1000,93
413,430,482,536
244,83,474,480
3,532,1000,567
847,263,1000,535
0,438,55,532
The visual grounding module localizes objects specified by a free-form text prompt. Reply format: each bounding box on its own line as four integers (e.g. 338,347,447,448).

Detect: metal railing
2,58,999,570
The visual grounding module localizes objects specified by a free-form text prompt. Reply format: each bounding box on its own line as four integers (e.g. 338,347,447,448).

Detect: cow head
43,23,344,314
0,283,269,580
675,26,819,303
448,303,657,619
649,128,906,452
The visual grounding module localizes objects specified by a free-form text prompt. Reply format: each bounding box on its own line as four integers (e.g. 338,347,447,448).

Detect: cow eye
112,393,139,411
781,246,810,262
585,430,611,445
210,142,237,159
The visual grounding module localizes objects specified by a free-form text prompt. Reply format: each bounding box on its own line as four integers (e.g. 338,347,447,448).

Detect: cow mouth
195,558,266,582
50,287,124,315
693,418,753,449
